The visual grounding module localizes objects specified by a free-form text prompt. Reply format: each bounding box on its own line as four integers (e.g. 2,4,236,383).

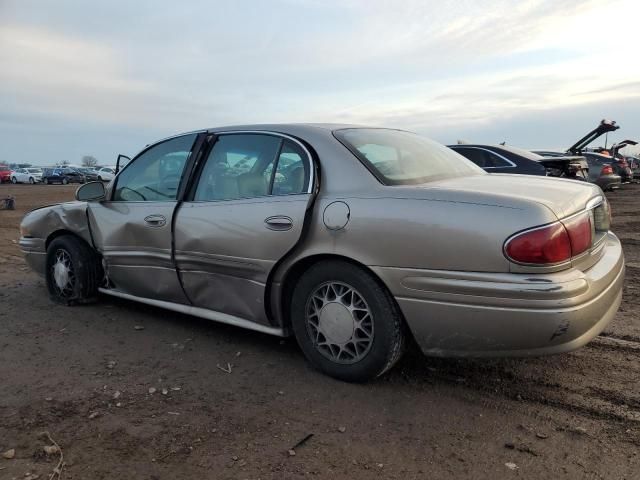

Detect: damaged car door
87,133,199,303
174,132,315,327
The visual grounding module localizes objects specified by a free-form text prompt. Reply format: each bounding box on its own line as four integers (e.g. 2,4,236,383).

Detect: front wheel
45,236,102,305
29,177,35,184
62,177,69,185
11,177,17,184
291,261,406,382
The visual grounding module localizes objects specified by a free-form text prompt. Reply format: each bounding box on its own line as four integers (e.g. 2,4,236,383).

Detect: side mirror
76,181,106,202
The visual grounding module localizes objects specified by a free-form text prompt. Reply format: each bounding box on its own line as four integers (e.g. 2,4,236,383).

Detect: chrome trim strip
207,130,315,194
98,288,286,337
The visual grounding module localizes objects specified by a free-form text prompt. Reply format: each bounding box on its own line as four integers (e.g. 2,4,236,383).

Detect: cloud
0,0,639,164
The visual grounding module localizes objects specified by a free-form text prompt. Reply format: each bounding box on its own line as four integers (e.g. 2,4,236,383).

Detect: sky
1,0,639,166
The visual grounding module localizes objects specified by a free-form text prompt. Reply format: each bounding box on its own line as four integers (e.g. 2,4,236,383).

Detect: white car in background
95,166,116,182
11,167,43,184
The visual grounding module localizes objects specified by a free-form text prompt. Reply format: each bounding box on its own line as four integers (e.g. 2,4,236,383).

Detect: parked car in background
610,157,633,183
11,167,43,184
42,167,86,185
582,152,622,191
534,119,621,189
76,167,100,182
627,157,640,181
449,144,588,180
0,165,13,183
19,124,624,382
449,144,545,175
94,166,116,182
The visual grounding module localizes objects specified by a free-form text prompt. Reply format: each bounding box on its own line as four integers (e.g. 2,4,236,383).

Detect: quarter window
271,140,309,195
485,151,512,168
113,134,196,202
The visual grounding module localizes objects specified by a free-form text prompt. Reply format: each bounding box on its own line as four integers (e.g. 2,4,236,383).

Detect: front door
87,133,199,303
174,132,315,326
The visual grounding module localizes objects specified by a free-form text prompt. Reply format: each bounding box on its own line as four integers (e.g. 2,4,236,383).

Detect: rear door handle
265,215,293,231
144,214,167,227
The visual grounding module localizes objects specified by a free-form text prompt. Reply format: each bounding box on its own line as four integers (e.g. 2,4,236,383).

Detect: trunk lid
423,174,602,220
537,155,589,180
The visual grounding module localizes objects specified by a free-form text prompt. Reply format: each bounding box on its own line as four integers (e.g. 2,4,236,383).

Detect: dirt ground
0,183,638,480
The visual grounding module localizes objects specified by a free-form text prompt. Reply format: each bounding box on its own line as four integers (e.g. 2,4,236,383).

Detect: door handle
144,214,167,227
264,215,293,231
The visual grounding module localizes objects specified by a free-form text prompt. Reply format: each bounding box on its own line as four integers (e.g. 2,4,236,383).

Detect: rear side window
453,147,513,168
484,151,513,168
335,128,484,185
194,134,310,201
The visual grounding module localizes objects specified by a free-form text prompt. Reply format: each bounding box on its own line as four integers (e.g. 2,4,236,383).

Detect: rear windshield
334,128,484,185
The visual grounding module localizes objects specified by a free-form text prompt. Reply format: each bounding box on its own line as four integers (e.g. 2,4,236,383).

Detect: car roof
152,123,378,145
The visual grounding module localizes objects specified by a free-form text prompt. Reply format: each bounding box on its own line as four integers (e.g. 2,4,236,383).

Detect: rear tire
29,177,35,184
291,260,406,382
45,236,102,305
62,177,69,185
11,177,17,184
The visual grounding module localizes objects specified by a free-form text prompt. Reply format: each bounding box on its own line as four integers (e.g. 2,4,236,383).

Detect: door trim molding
98,288,287,337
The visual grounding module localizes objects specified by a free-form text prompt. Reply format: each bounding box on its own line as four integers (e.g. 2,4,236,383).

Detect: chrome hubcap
305,281,374,364
51,249,75,297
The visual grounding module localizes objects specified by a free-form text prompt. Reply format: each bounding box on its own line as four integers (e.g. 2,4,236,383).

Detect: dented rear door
174,132,315,326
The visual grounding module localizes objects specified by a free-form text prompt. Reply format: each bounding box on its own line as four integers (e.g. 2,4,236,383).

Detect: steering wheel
118,187,146,201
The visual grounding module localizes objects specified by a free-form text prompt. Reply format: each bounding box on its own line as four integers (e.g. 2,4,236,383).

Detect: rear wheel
291,260,406,382
29,177,35,184
11,177,17,184
45,236,102,305
62,177,69,185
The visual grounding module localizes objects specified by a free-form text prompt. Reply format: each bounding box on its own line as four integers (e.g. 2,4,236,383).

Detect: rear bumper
596,176,622,190
373,233,624,357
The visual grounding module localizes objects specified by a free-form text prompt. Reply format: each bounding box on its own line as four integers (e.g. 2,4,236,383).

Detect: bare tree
82,155,98,167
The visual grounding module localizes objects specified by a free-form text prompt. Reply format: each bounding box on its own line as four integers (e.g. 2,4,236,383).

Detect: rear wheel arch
284,254,408,381
278,253,405,331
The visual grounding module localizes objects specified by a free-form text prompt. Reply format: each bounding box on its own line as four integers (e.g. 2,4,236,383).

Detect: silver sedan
19,124,625,381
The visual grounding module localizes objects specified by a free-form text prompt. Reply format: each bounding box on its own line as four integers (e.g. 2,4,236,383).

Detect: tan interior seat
237,172,268,198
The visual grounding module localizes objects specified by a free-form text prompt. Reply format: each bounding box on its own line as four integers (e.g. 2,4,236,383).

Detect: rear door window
193,134,311,201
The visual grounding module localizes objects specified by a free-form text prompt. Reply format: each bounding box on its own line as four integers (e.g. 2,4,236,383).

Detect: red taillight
505,223,571,264
505,213,593,265
563,212,592,256
601,165,613,175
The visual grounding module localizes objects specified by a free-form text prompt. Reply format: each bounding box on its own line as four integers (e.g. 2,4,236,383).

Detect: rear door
87,133,200,303
174,132,315,326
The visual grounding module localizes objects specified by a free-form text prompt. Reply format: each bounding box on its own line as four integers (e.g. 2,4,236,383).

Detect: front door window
113,133,196,201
